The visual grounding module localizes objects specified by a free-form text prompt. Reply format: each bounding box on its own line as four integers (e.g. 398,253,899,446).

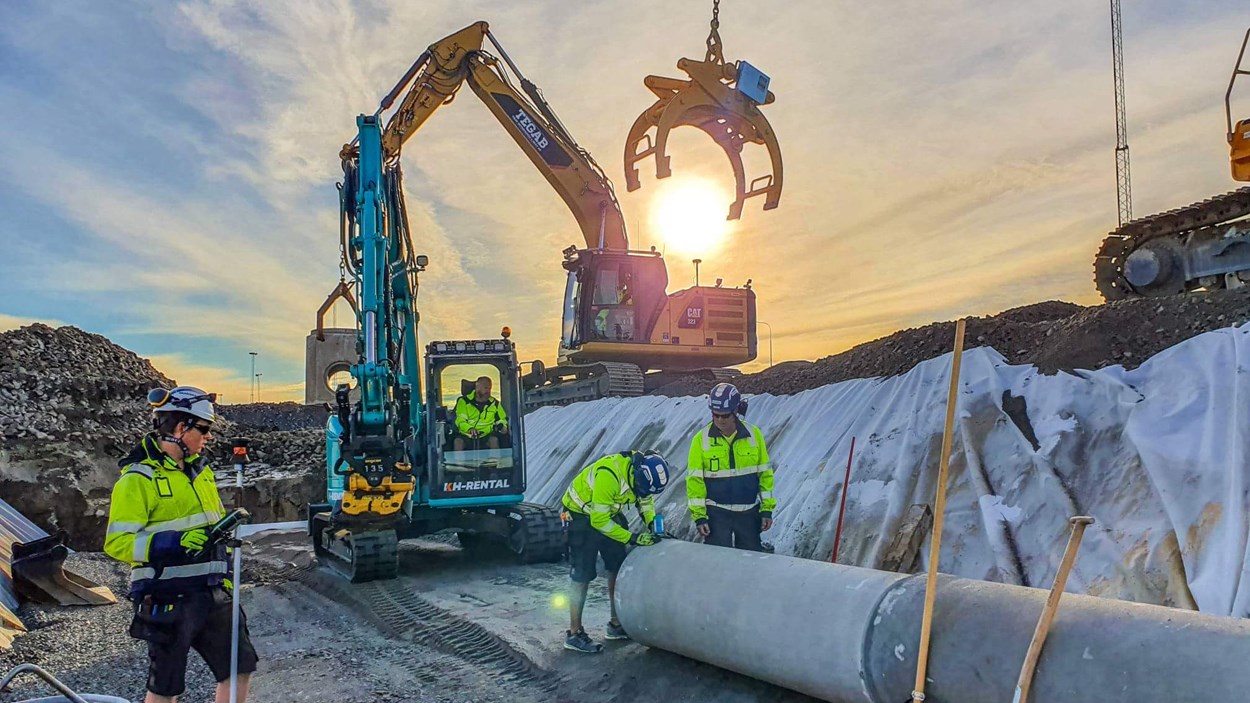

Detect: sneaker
604,620,630,641
564,628,603,653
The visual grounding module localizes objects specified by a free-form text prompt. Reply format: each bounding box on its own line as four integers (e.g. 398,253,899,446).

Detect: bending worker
453,375,509,450
561,450,672,653
105,386,259,703
687,382,776,551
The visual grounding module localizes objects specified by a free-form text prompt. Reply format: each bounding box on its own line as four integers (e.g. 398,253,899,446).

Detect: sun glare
649,178,729,258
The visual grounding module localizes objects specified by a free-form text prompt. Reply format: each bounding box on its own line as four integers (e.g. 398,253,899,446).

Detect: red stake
831,436,856,563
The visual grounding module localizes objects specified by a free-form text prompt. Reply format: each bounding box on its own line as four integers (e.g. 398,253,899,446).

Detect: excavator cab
1227,28,1250,181
424,338,525,505
561,249,668,350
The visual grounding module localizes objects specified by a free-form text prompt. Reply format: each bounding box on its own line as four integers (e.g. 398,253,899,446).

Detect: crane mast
1110,0,1133,226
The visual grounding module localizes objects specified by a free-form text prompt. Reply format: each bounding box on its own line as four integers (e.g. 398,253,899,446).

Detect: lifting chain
704,0,724,65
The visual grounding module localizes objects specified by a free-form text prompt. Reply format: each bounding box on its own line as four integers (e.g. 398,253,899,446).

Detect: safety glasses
189,423,213,435
147,388,217,409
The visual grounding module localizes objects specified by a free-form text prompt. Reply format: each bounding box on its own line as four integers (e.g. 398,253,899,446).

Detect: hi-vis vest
454,391,508,436
686,419,775,523
104,435,228,596
562,453,656,544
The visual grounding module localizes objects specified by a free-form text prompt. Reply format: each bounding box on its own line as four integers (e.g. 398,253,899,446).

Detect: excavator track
507,502,566,564
1094,186,1250,301
522,361,645,411
314,517,400,583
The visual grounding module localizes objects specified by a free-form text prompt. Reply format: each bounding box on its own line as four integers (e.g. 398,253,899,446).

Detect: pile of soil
651,289,1250,397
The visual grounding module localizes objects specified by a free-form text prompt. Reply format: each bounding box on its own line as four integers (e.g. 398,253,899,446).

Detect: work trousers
705,506,762,551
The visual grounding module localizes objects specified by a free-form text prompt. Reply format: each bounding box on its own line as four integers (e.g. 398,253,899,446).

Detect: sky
0,0,1246,403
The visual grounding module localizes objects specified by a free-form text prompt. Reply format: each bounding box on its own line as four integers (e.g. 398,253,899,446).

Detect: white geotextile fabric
523,326,1250,615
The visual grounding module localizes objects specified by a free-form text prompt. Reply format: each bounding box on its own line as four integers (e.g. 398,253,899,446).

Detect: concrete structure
615,540,1250,703
304,328,358,406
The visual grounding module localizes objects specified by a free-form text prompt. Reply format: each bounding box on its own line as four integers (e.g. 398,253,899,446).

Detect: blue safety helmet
708,382,742,415
632,451,671,497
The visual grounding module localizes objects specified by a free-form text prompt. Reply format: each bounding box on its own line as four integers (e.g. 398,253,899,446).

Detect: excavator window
575,254,668,346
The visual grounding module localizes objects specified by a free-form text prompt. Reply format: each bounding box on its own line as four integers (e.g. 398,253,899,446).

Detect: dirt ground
0,530,814,703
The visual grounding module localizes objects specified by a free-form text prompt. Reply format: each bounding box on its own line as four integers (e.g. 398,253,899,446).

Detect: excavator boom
371,21,628,251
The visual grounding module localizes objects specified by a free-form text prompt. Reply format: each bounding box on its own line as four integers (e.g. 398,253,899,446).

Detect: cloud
146,352,301,404
0,313,67,332
1,0,1246,399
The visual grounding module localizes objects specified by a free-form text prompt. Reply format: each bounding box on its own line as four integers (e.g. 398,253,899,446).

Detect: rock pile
0,324,326,548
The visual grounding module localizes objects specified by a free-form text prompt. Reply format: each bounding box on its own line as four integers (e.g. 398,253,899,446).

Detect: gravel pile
218,402,328,432
0,324,170,448
651,289,1250,397
0,324,326,548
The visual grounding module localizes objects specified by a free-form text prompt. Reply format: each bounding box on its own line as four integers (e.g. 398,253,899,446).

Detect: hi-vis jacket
561,453,656,544
104,434,228,597
686,419,775,524
454,391,508,436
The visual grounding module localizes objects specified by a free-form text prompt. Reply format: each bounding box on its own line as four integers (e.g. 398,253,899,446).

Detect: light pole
693,259,702,287
248,352,258,403
255,373,262,403
757,321,774,367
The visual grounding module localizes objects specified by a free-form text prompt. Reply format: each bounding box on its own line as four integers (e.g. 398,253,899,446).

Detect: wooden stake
1013,516,1094,703
830,436,856,563
911,317,966,703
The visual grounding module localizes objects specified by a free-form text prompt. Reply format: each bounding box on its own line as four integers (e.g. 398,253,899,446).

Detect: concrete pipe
614,540,1250,703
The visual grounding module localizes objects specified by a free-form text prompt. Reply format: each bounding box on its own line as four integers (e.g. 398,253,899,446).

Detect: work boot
564,628,603,653
604,620,630,641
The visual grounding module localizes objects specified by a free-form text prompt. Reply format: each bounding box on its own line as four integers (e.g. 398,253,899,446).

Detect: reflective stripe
702,465,764,478
131,561,228,582
140,512,218,535
689,498,707,507
566,465,623,515
706,498,760,512
123,463,154,479
589,505,613,514
108,521,145,535
132,533,152,562
760,491,774,500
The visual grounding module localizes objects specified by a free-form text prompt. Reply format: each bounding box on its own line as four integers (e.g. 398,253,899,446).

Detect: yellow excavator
351,21,760,409
1094,28,1250,300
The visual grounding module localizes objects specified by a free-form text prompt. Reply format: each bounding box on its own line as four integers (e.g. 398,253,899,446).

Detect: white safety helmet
147,386,217,424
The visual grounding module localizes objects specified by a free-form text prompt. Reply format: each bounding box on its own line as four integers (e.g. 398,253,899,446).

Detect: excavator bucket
10,532,115,607
624,56,783,220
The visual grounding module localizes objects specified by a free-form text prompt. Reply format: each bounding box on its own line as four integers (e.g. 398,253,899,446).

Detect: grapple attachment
624,55,782,220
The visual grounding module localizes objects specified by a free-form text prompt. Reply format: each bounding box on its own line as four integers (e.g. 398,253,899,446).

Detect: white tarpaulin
523,325,1250,616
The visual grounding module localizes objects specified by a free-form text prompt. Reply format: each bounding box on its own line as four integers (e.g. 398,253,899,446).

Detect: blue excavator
306,17,779,581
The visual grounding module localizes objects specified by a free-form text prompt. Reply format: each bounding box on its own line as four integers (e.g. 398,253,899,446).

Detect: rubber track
1093,186,1250,300
514,502,565,564
296,568,558,691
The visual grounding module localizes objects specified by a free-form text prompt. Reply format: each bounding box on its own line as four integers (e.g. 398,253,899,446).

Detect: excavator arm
363,21,629,251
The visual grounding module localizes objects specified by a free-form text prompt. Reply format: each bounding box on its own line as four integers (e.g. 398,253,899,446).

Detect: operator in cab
453,376,509,450
104,386,259,703
560,450,671,653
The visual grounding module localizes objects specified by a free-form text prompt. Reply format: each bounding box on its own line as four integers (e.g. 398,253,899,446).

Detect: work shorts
567,512,628,583
129,588,259,697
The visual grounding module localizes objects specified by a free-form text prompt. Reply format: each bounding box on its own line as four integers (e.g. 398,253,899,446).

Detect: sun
649,177,729,258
